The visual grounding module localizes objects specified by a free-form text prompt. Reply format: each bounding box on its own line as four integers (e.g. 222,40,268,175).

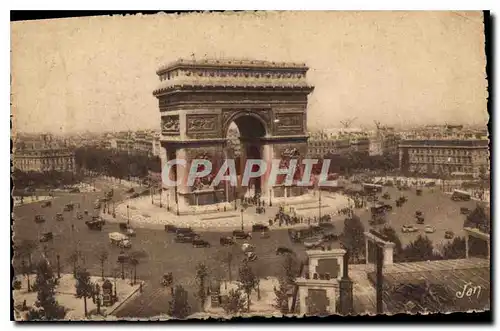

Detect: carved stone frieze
275,112,305,135
161,115,180,135
186,114,221,139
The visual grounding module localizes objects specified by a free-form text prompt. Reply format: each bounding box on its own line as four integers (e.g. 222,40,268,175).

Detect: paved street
12,177,483,318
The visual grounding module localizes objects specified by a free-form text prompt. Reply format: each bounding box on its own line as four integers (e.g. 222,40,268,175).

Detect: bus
451,190,471,201
362,183,383,194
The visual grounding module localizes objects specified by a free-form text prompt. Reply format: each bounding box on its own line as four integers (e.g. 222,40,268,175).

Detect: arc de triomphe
153,59,314,213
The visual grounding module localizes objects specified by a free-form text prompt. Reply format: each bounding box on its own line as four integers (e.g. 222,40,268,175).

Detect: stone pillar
299,286,308,315
465,233,469,259
365,237,369,265
383,244,394,266
326,287,336,314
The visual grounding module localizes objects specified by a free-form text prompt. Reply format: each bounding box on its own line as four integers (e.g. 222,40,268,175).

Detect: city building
13,134,76,173
307,128,369,158
399,132,489,179
369,127,400,156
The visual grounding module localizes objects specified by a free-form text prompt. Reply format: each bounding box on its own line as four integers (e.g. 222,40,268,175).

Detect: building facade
399,138,489,178
307,129,369,158
14,148,75,173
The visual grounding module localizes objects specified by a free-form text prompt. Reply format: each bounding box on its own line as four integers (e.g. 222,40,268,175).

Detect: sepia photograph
10,10,491,321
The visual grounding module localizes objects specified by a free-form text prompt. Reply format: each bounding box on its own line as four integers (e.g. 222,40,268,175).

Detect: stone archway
153,58,314,214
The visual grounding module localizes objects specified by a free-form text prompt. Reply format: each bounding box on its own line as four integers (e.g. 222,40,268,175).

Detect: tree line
74,147,161,179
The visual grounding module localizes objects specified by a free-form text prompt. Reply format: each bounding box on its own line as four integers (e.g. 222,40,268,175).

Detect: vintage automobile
382,193,391,200
84,210,89,215
416,189,423,196
175,233,199,243
176,227,194,235
276,247,294,255
41,201,52,208
39,232,53,243
460,207,470,215
220,236,236,246
243,251,257,262
256,206,265,214
251,224,269,232
401,225,419,233
86,219,104,231
232,230,252,240
34,215,45,224
424,225,436,234
241,243,257,261
416,216,425,224
164,224,177,233
109,232,131,248
445,231,455,239
56,213,64,221
192,239,211,248
118,223,135,235
161,272,173,287
63,203,74,212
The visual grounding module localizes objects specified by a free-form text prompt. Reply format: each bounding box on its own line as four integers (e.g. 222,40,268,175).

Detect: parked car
34,215,45,224
164,224,177,233
401,225,419,233
424,225,436,234
445,231,454,239
251,224,269,232
220,236,236,246
41,201,52,208
56,213,64,221
39,232,53,243
192,239,211,248
233,230,252,240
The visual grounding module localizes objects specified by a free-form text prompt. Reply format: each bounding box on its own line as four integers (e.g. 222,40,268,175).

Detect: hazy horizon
11,11,489,135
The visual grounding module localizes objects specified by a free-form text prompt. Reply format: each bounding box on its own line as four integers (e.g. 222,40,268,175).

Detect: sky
11,11,488,134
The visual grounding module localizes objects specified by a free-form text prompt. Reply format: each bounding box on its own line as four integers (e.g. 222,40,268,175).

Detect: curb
106,281,144,317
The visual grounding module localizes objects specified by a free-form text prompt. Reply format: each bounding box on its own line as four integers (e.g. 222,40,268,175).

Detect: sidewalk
13,273,142,321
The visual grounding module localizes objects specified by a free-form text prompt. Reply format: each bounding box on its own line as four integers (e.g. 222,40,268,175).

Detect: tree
281,254,299,285
195,263,209,311
342,214,365,262
379,226,403,261
16,240,37,292
238,261,257,313
162,272,174,296
96,249,108,281
464,204,490,233
168,285,191,319
67,249,83,278
221,250,234,285
27,260,66,320
402,235,442,262
442,237,466,260
75,269,94,317
273,278,289,314
221,288,247,315
128,250,147,285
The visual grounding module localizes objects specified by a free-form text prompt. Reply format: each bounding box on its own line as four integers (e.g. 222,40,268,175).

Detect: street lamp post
318,187,322,222
127,205,130,225
269,188,272,207
167,190,170,211
240,208,244,231
159,185,163,208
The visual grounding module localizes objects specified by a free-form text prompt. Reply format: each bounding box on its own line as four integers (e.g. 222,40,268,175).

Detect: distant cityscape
12,123,489,180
